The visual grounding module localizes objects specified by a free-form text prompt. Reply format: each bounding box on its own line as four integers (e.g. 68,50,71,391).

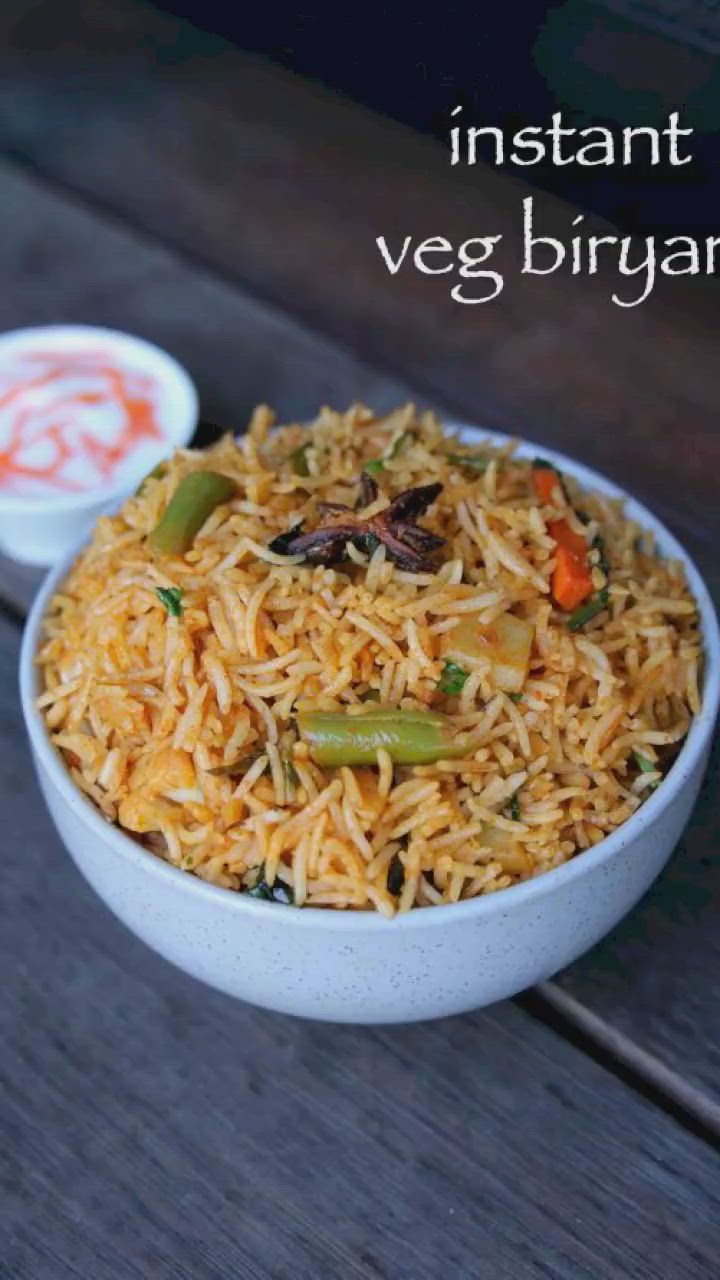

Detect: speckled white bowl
19,427,720,1023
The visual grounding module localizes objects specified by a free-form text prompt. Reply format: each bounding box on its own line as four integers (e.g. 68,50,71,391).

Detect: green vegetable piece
438,661,468,696
248,870,295,904
593,533,611,578
387,854,405,896
365,431,413,474
289,441,312,477
360,689,381,703
136,460,167,495
508,793,521,822
446,452,491,473
390,432,412,457
568,588,610,632
364,457,386,475
155,586,183,617
509,692,523,704
247,864,295,904
633,750,660,788
283,757,299,788
296,707,467,766
206,750,262,777
149,471,237,555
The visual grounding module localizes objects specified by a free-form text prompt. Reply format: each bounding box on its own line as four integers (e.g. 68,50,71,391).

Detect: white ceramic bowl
19,427,720,1023
0,325,198,565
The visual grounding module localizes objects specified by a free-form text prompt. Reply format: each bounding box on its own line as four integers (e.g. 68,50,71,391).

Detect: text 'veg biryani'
37,405,702,916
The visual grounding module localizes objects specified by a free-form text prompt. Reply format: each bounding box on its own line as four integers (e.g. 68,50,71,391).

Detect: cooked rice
36,404,703,916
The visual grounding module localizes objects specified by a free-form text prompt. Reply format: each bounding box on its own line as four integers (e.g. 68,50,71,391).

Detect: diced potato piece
130,747,196,796
445,611,534,693
118,793,180,834
480,823,533,875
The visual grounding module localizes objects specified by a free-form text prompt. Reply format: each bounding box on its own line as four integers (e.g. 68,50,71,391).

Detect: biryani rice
36,404,702,917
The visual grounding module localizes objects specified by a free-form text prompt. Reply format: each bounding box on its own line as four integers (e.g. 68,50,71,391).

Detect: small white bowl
19,427,720,1023
0,325,198,565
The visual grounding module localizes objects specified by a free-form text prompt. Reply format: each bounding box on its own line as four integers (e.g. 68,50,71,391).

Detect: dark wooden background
0,3,719,1277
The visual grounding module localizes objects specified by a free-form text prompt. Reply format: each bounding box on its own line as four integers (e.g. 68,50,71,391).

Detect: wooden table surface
1,3,719,1277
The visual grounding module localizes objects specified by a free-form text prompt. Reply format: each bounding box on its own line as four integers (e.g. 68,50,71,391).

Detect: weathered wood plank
0,0,718,549
2,613,720,1280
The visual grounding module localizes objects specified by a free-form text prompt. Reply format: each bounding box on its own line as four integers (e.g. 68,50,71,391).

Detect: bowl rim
0,324,199,512
19,421,720,932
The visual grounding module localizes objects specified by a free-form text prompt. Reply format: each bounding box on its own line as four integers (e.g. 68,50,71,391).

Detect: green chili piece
149,471,237,555
508,793,521,822
568,588,610,632
155,586,183,617
296,707,467,766
438,661,468,696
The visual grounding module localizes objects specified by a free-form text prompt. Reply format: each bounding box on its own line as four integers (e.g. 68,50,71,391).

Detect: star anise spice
269,472,445,572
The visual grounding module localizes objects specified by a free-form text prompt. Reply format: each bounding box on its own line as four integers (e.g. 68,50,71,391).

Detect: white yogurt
0,326,198,564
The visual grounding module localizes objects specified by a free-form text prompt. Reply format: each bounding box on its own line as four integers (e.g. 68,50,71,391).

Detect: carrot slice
548,519,593,610
547,519,588,558
532,466,562,505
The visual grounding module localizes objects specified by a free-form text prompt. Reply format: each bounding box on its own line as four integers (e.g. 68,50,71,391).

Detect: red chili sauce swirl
0,349,164,496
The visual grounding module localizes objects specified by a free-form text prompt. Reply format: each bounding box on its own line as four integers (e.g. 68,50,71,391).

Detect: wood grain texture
2,606,720,1280
0,0,718,548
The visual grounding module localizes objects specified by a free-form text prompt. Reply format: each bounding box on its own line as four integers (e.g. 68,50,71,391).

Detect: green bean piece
149,471,236,555
296,707,467,766
568,588,610,632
